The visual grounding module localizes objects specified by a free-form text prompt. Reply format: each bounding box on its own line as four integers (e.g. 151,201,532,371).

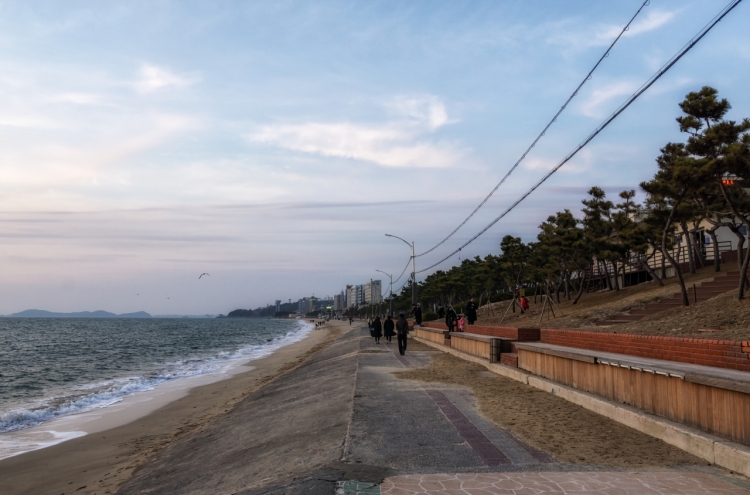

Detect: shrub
422,310,438,322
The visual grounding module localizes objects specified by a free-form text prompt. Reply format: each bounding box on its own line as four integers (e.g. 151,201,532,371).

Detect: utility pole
376,269,393,316
385,234,417,305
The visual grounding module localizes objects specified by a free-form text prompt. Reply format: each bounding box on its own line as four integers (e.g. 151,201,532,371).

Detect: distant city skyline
0,1,748,314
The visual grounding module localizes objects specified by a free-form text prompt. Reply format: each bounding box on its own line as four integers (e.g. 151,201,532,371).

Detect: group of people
437,297,479,332
368,314,410,355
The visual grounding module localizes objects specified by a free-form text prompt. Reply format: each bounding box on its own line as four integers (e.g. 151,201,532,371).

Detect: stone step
602,314,644,321
500,352,518,368
629,309,670,316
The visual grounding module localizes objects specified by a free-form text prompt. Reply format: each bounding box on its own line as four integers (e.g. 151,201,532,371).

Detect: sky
0,0,748,315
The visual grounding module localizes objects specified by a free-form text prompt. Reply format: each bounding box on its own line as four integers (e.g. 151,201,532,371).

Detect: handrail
585,240,734,279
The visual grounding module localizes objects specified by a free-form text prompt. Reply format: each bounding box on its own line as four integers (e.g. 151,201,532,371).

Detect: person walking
465,297,478,325
383,315,395,344
411,304,423,327
437,305,445,319
445,306,457,332
396,313,409,355
372,316,383,344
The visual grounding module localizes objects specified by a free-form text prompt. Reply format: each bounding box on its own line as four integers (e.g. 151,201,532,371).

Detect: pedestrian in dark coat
372,316,383,344
445,307,457,332
383,315,395,343
465,298,478,325
410,304,423,327
396,314,409,355
437,305,445,319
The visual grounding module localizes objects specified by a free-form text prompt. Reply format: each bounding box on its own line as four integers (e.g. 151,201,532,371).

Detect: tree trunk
612,261,620,291
737,233,746,268
599,261,612,290
680,221,696,274
664,235,689,306
564,272,570,300
573,270,588,304
693,232,705,269
640,257,663,286
708,228,720,272
739,227,750,300
660,252,666,279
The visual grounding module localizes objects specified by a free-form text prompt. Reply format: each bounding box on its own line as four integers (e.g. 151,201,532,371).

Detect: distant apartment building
275,300,281,313
333,294,344,311
364,280,382,304
346,285,364,309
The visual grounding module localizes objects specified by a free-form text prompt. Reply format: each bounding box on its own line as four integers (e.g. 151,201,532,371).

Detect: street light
375,269,393,316
385,233,417,305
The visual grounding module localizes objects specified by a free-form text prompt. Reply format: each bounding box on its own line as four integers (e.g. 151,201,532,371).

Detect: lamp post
375,269,393,316
385,233,417,305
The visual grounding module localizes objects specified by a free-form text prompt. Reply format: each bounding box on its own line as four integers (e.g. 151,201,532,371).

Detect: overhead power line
391,256,412,285
414,0,650,258
416,0,744,275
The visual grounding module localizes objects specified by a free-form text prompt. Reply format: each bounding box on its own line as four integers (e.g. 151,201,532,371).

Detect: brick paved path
380,472,748,495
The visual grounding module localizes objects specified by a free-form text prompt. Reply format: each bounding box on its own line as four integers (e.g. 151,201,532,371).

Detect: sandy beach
0,320,345,495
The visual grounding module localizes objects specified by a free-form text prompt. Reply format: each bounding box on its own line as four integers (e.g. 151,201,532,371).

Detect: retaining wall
540,329,750,372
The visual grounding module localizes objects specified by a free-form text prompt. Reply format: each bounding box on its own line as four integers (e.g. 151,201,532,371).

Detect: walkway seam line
413,336,750,478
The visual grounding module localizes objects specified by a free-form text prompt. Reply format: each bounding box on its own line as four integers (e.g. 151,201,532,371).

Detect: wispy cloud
134,64,198,93
579,81,638,118
610,10,677,37
546,9,678,50
387,95,455,130
248,96,468,168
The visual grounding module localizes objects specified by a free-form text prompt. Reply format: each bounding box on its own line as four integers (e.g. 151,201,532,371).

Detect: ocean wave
0,320,313,433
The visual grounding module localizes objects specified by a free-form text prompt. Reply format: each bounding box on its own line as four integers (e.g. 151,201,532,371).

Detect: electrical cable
414,0,651,258
416,0,743,274
391,256,413,285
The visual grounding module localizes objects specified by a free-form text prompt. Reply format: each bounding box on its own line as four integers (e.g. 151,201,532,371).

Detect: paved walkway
379,472,747,495
116,325,750,494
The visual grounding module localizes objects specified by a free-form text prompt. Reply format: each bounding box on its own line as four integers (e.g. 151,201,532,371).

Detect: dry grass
473,265,750,341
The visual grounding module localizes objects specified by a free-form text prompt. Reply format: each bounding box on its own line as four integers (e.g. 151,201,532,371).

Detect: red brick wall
426,321,750,371
541,328,750,372
424,322,540,341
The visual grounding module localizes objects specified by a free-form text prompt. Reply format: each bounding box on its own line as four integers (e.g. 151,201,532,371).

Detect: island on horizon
6,309,153,318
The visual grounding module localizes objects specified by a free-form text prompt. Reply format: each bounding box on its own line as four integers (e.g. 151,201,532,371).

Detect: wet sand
0,320,345,495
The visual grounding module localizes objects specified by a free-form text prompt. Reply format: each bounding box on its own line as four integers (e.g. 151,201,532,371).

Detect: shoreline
0,322,315,461
0,320,316,461
0,320,344,495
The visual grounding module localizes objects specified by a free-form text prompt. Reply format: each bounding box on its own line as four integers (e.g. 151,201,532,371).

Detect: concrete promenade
117,324,750,495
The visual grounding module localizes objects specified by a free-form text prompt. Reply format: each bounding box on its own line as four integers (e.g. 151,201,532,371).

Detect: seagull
199,273,210,279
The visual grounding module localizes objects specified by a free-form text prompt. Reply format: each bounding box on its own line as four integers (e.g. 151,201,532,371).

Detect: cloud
387,95,454,130
579,81,638,118
50,93,103,105
522,152,589,174
622,10,677,38
547,9,678,50
247,96,468,168
134,64,197,93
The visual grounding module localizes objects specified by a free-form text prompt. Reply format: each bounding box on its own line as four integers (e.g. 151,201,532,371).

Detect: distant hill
227,309,255,318
8,309,152,318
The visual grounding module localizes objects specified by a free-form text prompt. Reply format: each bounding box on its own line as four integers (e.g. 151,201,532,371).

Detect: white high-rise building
364,280,382,304
346,285,364,308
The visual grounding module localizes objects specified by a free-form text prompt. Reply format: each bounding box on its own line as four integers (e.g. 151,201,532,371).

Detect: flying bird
199,273,210,279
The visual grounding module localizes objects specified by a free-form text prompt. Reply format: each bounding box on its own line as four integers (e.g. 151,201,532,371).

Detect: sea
0,317,311,440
